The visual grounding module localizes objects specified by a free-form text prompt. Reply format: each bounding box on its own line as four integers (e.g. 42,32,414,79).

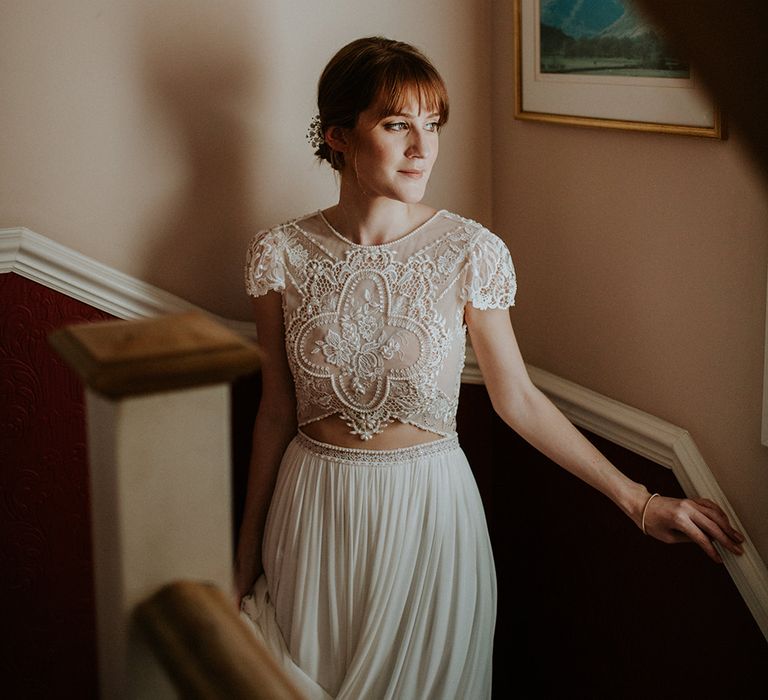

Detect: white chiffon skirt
240,431,496,699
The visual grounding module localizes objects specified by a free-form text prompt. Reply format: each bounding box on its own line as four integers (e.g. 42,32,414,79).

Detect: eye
384,121,408,131
425,121,441,132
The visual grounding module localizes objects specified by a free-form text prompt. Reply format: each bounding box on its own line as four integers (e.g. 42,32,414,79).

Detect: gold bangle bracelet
641,493,660,535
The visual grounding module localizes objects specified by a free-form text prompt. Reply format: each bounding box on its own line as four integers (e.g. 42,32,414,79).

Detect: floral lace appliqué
296,269,430,439
312,288,408,396
245,212,516,440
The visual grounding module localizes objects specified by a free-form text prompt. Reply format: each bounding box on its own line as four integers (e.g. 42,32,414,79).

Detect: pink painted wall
491,3,768,563
0,0,492,320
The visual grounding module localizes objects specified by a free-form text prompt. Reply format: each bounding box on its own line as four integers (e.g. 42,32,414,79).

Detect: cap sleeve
463,228,516,309
245,228,286,297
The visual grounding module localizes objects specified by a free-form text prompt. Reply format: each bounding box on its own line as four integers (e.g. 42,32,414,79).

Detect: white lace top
245,210,516,440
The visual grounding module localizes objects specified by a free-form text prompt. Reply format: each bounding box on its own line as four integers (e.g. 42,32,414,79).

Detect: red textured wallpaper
1,273,113,699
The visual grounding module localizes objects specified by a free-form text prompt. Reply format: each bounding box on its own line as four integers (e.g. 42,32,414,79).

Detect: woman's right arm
233,291,298,602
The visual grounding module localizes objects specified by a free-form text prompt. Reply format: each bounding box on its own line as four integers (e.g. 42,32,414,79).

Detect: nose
405,128,430,159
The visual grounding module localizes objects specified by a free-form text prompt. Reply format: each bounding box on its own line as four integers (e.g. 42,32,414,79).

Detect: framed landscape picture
514,0,724,137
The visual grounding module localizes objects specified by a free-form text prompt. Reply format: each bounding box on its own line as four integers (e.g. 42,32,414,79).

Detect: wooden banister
49,311,261,397
136,581,304,700
49,312,267,697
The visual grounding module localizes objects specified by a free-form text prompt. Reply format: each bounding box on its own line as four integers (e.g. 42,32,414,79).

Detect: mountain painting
539,0,690,78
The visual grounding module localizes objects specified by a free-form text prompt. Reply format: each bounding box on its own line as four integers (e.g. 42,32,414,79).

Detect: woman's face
343,94,440,204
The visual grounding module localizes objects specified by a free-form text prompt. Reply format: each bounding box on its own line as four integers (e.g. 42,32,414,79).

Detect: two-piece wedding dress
241,209,516,699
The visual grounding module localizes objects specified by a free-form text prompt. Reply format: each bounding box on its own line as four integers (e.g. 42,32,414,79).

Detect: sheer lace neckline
316,209,444,248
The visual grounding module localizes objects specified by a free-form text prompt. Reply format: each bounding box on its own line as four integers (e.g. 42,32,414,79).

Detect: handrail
135,581,305,700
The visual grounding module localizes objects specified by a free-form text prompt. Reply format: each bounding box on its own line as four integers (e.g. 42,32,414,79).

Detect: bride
234,36,744,699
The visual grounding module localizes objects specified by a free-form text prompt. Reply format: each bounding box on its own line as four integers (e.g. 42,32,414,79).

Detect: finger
691,499,745,545
689,510,743,557
692,497,721,512
679,521,723,563
653,521,715,551
655,526,722,560
690,498,730,522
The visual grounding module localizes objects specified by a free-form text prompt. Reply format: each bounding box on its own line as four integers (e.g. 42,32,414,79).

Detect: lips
398,169,424,178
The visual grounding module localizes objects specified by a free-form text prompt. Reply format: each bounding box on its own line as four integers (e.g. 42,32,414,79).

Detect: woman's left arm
465,305,745,563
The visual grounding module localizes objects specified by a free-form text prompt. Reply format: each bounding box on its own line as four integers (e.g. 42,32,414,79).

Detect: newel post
50,312,261,699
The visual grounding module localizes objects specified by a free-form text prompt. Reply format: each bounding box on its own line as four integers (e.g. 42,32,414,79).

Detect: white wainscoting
3,225,767,640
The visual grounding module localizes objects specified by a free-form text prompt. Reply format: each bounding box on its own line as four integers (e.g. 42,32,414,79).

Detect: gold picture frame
514,0,724,138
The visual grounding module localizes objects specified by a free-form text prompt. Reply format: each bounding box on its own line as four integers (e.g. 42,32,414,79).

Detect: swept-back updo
314,37,449,171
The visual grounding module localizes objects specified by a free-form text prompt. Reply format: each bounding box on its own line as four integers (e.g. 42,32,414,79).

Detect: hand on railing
640,494,745,563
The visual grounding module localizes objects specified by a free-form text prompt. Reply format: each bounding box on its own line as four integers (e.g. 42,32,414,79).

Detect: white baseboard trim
4,225,767,640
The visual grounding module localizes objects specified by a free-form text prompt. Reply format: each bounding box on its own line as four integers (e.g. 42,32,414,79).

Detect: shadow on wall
136,2,264,317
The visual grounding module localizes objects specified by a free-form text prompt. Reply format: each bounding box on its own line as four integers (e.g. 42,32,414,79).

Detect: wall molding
4,225,767,640
0,227,255,337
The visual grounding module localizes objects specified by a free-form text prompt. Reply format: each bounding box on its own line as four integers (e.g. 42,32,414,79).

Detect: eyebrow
387,111,441,119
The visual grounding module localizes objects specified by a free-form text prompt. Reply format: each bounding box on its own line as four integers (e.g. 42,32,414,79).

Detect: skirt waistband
295,431,460,465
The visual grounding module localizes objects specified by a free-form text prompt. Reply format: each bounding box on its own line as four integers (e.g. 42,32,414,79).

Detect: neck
324,189,435,246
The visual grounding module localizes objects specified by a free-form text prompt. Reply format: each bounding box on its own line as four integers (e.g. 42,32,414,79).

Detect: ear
324,125,352,153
